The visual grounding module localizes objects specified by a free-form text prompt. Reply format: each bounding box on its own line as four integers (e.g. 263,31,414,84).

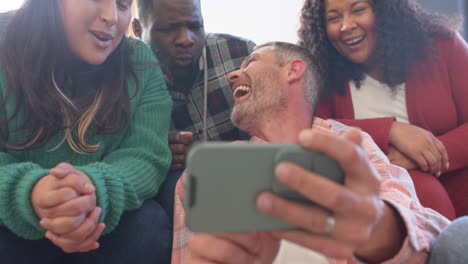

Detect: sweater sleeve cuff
77,165,125,235
0,163,49,239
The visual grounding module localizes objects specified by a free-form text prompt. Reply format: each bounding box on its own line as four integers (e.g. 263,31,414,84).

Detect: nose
340,15,356,32
175,28,195,48
227,70,240,86
100,0,118,26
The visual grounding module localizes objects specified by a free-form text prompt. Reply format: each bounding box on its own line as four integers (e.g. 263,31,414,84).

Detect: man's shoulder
314,117,359,136
205,33,256,56
206,33,255,44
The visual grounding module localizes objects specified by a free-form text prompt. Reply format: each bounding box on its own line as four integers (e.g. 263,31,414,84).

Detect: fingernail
96,207,102,215
437,172,441,177
85,184,95,193
258,195,272,212
39,219,46,227
275,164,290,182
446,162,450,169
45,232,52,240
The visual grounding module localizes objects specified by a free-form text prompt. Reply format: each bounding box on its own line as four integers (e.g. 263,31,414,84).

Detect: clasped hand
388,122,449,176
169,131,193,170
31,162,105,253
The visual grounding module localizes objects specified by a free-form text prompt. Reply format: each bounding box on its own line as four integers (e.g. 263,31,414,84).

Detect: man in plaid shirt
134,0,256,171
133,0,255,220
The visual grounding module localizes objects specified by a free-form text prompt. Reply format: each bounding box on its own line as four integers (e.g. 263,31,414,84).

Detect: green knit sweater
0,36,172,239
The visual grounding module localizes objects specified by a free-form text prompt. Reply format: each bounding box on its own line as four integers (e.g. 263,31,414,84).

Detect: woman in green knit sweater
0,0,172,263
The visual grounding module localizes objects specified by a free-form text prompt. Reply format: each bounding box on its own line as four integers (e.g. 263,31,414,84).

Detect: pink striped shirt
171,118,449,264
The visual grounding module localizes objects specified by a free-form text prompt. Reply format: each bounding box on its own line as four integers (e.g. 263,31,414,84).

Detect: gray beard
231,93,288,134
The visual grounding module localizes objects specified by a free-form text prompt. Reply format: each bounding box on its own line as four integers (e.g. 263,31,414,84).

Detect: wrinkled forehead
252,46,276,58
150,0,203,25
240,46,278,69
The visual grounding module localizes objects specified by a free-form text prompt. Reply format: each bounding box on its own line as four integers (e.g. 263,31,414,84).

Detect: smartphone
184,142,345,233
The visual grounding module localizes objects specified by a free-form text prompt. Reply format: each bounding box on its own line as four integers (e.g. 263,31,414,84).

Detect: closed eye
117,0,130,11
353,8,367,14
327,16,340,22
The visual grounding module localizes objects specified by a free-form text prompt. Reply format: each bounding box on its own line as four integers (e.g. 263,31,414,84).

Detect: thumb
50,163,76,179
57,173,96,195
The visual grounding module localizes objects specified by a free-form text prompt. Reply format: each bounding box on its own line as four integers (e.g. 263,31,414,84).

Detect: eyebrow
351,0,368,8
327,0,368,14
242,53,258,67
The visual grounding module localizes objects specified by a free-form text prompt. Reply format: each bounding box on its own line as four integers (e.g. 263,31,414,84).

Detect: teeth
345,36,365,45
93,32,109,41
234,85,251,97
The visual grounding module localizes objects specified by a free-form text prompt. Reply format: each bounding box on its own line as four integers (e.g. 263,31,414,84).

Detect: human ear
287,59,306,84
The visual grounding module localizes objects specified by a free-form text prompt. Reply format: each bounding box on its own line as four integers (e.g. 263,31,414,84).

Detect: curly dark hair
298,0,463,94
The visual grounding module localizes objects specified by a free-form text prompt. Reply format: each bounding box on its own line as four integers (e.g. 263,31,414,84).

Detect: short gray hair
254,42,322,113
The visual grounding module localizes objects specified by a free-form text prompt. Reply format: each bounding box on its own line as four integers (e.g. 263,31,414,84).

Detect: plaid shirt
169,33,256,142
171,118,450,264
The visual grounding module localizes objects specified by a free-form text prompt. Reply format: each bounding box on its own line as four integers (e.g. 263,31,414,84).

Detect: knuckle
349,228,371,245
43,210,55,218
363,207,378,223
59,188,75,202
71,216,85,230
37,197,47,208
66,174,80,185
169,144,178,152
72,233,87,242
175,155,185,163
57,223,74,234
71,202,86,215
343,145,365,167
90,194,97,206
169,132,179,141
357,205,376,225
342,144,359,161
177,144,187,153
328,191,348,209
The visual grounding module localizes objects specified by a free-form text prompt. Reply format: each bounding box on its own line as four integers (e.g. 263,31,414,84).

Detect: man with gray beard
171,42,449,264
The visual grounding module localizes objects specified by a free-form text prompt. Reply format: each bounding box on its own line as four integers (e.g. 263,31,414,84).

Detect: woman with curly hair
0,0,172,263
299,0,468,218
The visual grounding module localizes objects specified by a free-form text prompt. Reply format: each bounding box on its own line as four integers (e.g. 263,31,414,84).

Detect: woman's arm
437,33,468,172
